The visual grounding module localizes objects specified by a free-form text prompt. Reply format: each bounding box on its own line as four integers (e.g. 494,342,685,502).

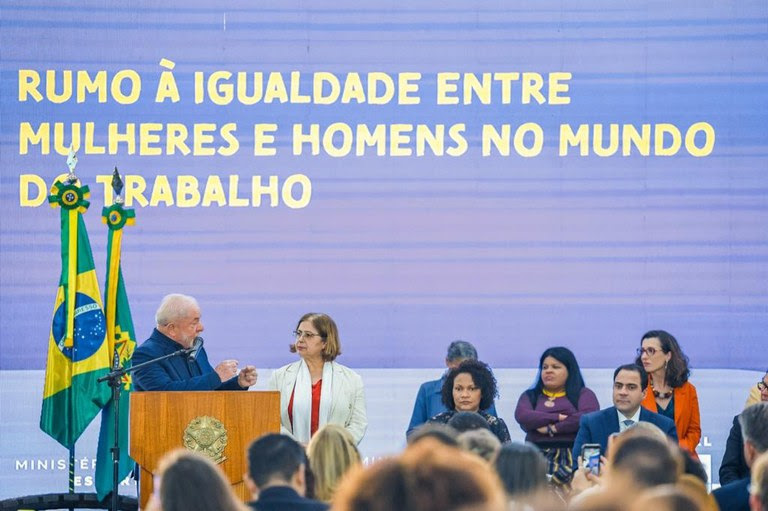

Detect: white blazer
268,360,368,444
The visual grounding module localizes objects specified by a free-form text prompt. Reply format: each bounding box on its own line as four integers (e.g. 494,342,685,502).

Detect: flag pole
66,148,78,511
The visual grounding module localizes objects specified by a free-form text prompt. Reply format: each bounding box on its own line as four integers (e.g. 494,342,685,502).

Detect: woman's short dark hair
493,442,548,498
634,330,690,388
441,359,498,411
526,346,586,408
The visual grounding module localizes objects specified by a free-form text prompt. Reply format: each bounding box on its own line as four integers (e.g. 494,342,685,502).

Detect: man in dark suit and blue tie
572,363,678,466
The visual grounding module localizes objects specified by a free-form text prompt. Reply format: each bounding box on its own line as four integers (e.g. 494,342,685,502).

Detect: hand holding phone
581,443,602,476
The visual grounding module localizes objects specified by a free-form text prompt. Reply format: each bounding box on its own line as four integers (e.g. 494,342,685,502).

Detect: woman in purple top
514,346,599,487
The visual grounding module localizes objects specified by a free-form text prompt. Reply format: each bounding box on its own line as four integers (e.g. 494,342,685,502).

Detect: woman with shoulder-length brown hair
146,449,248,511
268,313,368,445
635,330,701,457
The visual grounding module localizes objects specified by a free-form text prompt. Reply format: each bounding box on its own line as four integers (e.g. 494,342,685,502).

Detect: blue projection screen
1,0,766,496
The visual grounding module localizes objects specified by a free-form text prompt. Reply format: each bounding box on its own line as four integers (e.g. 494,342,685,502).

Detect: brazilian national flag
40,176,111,448
95,193,136,500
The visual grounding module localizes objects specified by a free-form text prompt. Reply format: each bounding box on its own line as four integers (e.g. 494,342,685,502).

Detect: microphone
186,336,204,361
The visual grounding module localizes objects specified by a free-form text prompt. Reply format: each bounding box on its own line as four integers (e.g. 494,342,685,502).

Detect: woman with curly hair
427,359,511,443
635,329,701,457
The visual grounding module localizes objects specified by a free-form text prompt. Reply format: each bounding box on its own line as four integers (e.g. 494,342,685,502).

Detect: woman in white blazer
268,312,368,445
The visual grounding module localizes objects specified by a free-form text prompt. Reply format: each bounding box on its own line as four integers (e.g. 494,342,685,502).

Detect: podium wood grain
130,390,280,509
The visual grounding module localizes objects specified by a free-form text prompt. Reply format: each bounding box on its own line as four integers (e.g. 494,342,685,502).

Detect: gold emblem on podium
183,415,228,464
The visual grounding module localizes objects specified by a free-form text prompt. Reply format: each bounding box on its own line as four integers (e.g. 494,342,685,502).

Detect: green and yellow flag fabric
95,194,136,499
40,176,112,448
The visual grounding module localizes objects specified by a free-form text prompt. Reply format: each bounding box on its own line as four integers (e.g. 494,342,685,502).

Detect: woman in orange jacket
635,330,701,457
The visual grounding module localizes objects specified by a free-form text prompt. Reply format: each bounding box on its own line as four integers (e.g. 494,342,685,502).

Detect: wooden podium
130,391,280,509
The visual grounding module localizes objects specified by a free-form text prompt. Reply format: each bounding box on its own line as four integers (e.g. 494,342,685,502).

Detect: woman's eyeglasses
636,347,661,357
293,330,324,340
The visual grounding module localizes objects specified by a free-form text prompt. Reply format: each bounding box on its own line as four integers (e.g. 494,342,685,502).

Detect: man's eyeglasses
293,330,324,340
636,347,661,357
758,381,767,392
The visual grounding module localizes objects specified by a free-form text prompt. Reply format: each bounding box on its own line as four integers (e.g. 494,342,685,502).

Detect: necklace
650,378,673,400
542,388,566,408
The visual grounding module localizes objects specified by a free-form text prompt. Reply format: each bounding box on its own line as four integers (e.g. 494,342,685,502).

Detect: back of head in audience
308,424,361,502
493,442,548,500
457,428,501,462
741,402,768,467
751,451,768,511
332,438,506,511
629,485,703,511
152,449,247,511
246,433,307,497
447,410,492,433
407,423,459,447
677,474,720,511
609,435,679,490
679,447,708,484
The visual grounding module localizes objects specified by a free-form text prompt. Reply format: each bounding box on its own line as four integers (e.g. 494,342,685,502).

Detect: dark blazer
713,477,750,511
132,328,242,391
719,414,749,485
248,486,329,511
572,406,678,466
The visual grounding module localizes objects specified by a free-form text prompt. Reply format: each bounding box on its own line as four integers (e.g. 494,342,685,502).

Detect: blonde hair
307,424,361,502
290,312,342,361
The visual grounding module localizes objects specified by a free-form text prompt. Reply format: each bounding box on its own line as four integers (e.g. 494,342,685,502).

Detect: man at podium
133,293,258,391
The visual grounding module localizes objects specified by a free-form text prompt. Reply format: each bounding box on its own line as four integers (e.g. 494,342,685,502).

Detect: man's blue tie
623,419,635,428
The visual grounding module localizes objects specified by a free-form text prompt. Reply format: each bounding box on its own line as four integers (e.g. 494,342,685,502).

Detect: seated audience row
146,401,768,511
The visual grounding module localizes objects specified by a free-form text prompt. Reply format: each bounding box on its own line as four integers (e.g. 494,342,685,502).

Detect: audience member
628,485,703,511
677,474,720,511
572,364,678,466
714,402,768,511
679,447,708,485
447,410,492,432
407,340,497,436
570,433,680,508
722,369,768,484
514,346,599,486
457,428,501,462
635,330,701,457
609,436,680,490
406,423,459,447
428,359,511,443
307,424,361,503
245,433,327,511
331,438,507,511
147,449,248,511
751,451,768,511
493,442,549,509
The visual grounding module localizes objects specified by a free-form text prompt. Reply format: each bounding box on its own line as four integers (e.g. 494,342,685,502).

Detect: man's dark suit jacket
719,414,749,485
713,477,750,511
132,328,242,391
572,406,678,467
248,486,329,511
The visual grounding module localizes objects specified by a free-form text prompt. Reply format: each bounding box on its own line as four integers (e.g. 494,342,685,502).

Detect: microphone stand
97,344,193,511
